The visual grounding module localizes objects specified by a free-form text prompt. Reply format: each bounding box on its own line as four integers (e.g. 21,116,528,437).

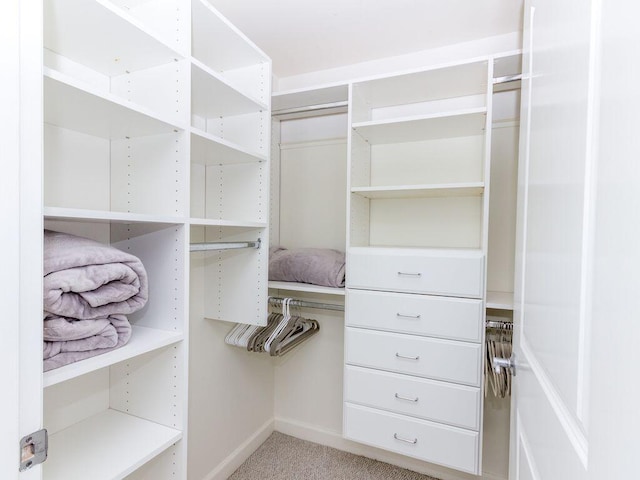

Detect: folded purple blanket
43,230,148,320
43,314,132,371
269,247,346,288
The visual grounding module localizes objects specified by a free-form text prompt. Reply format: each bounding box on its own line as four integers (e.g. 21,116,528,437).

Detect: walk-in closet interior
11,1,539,479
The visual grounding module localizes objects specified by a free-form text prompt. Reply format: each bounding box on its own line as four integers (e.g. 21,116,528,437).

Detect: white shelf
45,409,182,480
353,60,488,110
268,281,346,296
191,0,268,73
191,59,268,118
191,128,267,166
44,69,185,139
44,207,185,226
189,218,267,228
272,83,349,113
352,108,487,144
44,326,184,388
351,182,485,200
486,291,514,310
44,0,181,77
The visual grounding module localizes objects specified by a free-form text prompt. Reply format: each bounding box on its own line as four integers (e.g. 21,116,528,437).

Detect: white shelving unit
344,59,493,475
40,0,270,478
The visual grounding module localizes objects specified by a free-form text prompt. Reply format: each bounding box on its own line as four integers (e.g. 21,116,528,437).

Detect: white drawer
346,289,483,343
347,247,484,298
344,365,481,430
343,403,479,474
345,328,482,386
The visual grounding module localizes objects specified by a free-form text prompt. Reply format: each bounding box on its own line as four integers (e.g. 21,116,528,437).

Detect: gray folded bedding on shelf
43,230,149,320
43,314,132,371
269,247,346,288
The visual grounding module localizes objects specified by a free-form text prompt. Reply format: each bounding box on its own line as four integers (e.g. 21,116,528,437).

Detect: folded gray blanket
44,230,149,320
269,247,346,288
43,314,132,371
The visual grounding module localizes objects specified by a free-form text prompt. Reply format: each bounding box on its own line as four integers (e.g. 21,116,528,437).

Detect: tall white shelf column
344,59,494,475
38,0,270,478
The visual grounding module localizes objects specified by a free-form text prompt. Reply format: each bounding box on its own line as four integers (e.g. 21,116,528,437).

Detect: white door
0,1,43,479
510,0,598,478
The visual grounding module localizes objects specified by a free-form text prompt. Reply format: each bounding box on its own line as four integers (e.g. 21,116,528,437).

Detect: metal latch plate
20,429,48,471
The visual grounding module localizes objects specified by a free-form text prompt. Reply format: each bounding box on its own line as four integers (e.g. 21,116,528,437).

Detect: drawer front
344,366,481,430
346,289,483,343
345,328,482,386
347,248,484,298
344,403,479,474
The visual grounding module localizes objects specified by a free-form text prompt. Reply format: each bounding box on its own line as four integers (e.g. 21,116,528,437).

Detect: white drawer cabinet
347,247,484,298
346,289,483,343
344,403,480,474
344,366,481,430
345,327,482,386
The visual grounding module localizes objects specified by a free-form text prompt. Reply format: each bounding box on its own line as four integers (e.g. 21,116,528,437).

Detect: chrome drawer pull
397,271,421,277
393,433,418,445
395,393,419,403
396,313,421,319
395,352,420,361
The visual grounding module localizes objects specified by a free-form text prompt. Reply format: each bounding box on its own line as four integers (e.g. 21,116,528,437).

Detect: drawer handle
393,433,418,445
395,393,419,403
395,352,420,361
396,313,421,319
397,271,422,277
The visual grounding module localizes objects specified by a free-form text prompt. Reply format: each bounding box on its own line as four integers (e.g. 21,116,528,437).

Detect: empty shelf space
352,108,487,144
191,128,267,166
44,69,185,139
191,0,268,73
44,207,185,226
268,281,346,296
44,0,181,77
486,291,514,310
44,409,182,480
351,183,485,199
44,326,184,387
191,59,268,118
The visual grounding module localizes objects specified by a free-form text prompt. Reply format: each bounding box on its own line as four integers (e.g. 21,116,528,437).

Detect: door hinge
19,429,48,472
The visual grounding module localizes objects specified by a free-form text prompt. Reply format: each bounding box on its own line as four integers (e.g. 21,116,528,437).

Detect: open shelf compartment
44,409,182,480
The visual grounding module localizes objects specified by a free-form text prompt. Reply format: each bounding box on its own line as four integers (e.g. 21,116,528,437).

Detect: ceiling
208,0,524,79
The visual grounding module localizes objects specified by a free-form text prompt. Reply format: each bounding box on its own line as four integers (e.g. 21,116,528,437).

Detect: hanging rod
493,74,523,85
486,319,514,330
190,238,261,252
269,296,344,312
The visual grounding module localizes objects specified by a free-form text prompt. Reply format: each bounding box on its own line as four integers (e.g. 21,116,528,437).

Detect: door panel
512,0,597,478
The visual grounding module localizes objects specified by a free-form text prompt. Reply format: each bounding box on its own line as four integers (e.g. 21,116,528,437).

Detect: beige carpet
228,432,440,480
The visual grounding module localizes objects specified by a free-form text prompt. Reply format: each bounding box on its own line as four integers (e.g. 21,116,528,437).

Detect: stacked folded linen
268,247,346,288
43,230,149,371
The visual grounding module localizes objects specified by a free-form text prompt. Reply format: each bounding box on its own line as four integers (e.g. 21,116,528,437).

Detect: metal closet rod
269,296,344,312
190,238,261,252
486,319,514,330
493,74,523,85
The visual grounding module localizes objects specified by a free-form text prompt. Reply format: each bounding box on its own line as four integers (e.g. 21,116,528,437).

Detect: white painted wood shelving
344,59,494,475
41,0,270,478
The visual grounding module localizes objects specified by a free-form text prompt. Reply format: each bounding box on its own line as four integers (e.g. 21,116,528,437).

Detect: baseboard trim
274,417,507,480
202,419,275,480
